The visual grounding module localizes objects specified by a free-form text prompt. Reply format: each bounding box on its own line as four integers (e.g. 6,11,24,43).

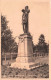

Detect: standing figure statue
22,6,30,33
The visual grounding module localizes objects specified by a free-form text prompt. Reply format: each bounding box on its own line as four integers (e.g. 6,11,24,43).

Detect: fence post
5,53,6,61
11,53,13,61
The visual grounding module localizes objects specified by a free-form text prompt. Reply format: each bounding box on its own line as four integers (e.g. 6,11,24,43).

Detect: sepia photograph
1,0,49,79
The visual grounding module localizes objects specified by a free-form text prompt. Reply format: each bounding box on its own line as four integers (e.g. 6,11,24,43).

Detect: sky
1,0,49,44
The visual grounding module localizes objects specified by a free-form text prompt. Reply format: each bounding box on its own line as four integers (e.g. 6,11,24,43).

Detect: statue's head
25,6,28,10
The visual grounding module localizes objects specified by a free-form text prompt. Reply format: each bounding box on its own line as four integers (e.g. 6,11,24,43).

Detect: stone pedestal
11,33,34,69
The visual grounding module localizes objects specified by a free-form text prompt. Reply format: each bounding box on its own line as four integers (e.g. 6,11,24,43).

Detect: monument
11,6,34,69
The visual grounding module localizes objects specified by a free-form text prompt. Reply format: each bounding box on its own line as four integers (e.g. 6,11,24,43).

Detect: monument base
11,62,35,69
11,55,35,69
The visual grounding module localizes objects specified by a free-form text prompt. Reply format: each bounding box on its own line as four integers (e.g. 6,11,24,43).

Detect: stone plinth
11,33,34,69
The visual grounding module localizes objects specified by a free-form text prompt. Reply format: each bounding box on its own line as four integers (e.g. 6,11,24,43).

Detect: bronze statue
22,6,30,33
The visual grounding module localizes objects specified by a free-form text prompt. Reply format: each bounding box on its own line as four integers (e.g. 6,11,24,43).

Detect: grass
1,64,49,78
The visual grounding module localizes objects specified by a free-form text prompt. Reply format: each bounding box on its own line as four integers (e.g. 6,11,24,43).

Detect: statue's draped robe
22,6,30,33
22,12,28,33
